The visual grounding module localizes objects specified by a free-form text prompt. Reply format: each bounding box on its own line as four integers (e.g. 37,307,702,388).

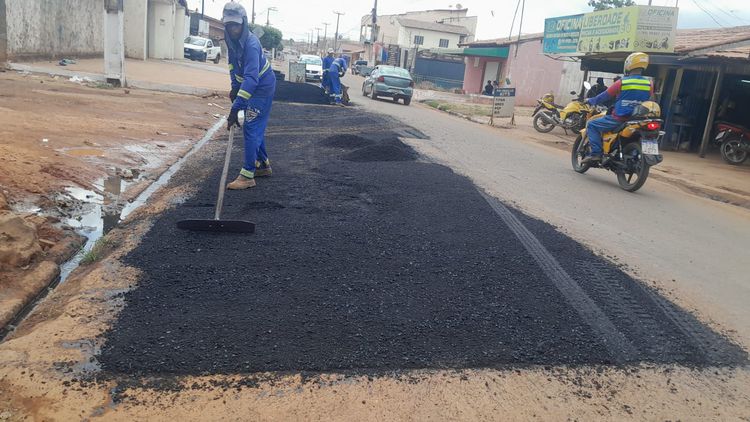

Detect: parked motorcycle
714,121,749,165
534,82,596,134
571,101,665,192
532,92,563,117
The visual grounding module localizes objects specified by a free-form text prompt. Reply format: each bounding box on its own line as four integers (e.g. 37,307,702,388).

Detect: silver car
362,66,414,105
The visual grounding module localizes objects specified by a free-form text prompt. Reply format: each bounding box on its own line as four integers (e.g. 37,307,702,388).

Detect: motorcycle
532,92,563,117
534,82,596,134
713,121,749,165
571,101,665,192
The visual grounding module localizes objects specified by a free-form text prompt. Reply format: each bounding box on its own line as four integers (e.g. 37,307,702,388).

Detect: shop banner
542,6,678,55
543,14,585,54
577,6,678,54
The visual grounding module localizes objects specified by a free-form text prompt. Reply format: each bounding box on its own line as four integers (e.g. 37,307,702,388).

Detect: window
413,35,424,45
439,39,449,48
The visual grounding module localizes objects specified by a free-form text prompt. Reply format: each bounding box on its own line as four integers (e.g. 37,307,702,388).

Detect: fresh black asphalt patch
99,90,746,376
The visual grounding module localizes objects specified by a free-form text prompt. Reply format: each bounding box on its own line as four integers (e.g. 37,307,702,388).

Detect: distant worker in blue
321,48,335,96
583,52,653,164
223,2,276,190
328,55,348,106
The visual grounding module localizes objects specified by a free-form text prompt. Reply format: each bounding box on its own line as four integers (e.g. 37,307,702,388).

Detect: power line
690,0,726,27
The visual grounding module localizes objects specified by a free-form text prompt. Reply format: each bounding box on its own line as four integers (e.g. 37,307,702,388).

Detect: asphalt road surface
99,84,745,377
344,74,750,349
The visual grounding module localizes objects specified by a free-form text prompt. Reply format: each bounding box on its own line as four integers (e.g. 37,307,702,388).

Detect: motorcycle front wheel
571,135,591,174
533,113,555,133
617,142,650,192
720,135,748,165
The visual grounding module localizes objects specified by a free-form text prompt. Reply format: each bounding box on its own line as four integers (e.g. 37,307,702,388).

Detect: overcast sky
186,0,750,42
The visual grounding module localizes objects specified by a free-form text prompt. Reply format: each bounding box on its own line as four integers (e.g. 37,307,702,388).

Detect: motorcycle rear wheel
617,142,650,192
720,135,748,165
533,113,555,133
571,135,591,174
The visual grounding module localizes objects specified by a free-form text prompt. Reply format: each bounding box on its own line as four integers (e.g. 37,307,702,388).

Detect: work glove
229,87,239,102
227,108,241,130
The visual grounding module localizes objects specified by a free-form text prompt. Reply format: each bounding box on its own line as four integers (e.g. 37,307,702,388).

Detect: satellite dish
455,3,463,9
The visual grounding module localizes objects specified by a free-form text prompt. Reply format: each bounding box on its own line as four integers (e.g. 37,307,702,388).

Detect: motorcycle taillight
646,121,661,131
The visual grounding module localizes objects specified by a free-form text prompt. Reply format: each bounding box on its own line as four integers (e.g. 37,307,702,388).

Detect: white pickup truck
184,36,221,63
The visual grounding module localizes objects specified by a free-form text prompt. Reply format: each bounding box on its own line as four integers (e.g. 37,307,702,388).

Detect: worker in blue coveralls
321,48,335,96
583,52,653,164
328,56,348,106
223,2,276,190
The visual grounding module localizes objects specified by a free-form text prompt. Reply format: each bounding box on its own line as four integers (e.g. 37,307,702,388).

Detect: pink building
459,34,567,106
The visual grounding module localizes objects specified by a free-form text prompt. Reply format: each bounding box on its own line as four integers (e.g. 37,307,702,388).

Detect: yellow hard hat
632,101,661,118
624,52,649,73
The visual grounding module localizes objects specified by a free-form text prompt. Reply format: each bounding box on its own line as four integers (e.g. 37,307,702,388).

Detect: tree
249,24,284,51
588,0,636,10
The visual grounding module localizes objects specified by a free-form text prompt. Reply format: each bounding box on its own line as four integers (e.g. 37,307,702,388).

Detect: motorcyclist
582,52,654,164
321,48,335,97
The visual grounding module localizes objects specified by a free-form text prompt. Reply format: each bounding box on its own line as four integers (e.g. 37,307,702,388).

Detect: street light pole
266,7,277,26
251,0,256,24
315,27,321,53
333,11,344,52
322,22,330,52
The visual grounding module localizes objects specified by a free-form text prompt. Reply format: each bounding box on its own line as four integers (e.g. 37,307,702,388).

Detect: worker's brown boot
226,174,256,190
255,160,273,177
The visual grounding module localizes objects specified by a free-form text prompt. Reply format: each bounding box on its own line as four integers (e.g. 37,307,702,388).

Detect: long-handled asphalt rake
177,126,255,234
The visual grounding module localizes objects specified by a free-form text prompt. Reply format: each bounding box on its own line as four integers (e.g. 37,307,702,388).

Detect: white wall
4,0,103,59
364,9,475,45
397,26,462,50
124,0,148,60
558,61,621,104
173,6,187,60
147,0,176,59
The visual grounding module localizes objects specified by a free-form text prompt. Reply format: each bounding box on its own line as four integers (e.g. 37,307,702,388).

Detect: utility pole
266,7,277,26
315,27,321,53
371,0,378,43
322,22,330,51
201,0,204,19
251,0,256,24
333,11,344,52
515,0,525,58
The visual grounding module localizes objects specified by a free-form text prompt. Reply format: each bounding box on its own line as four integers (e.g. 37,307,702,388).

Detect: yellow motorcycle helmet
624,52,649,74
632,101,661,118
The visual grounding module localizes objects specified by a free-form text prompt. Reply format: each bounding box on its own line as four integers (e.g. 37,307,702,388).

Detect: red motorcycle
714,122,749,165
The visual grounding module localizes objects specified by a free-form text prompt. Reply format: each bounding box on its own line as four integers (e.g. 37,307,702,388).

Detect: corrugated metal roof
396,18,469,35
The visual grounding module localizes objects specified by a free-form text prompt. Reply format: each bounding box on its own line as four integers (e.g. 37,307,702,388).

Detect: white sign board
492,88,516,119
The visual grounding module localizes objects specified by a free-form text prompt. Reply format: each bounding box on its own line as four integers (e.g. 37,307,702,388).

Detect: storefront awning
458,47,510,58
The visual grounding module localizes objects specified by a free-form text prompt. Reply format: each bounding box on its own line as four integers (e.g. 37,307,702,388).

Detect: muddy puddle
57,118,226,282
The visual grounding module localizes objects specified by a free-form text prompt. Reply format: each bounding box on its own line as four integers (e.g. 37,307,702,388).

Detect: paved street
344,73,750,348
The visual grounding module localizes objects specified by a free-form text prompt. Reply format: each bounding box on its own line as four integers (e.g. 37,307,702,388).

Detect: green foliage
80,237,114,265
588,0,636,10
249,24,284,51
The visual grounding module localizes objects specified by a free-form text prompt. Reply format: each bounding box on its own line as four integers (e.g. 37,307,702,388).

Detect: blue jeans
586,115,622,156
239,95,274,179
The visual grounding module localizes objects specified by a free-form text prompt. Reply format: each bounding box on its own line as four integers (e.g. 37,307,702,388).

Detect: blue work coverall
586,75,653,156
227,20,276,179
328,57,348,104
321,55,334,94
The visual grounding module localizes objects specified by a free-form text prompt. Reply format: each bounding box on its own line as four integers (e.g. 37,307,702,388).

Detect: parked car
352,60,368,75
361,65,414,105
184,36,221,63
298,55,323,82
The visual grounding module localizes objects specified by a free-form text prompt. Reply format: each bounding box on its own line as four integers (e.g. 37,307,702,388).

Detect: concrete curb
7,63,221,97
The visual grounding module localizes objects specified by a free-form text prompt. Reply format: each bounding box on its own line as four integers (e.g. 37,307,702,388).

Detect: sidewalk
417,96,750,209
10,58,230,95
